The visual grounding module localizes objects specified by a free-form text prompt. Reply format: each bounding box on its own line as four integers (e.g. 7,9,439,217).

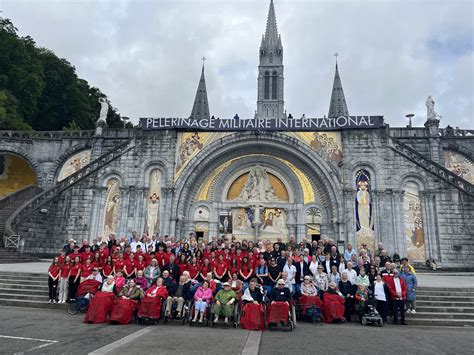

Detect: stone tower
190,65,210,120
328,61,349,118
256,0,285,119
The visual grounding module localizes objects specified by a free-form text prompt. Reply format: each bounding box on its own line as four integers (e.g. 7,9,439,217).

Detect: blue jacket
400,272,417,300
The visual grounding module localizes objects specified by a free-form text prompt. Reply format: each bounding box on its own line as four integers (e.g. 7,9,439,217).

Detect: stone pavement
0,306,473,355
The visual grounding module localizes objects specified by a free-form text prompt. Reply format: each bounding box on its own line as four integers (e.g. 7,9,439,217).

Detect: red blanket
299,295,323,313
77,280,101,297
240,303,265,331
138,297,162,319
110,298,138,325
322,292,345,323
83,292,115,324
267,302,289,324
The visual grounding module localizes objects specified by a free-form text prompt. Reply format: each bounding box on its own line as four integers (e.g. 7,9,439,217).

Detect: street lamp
405,114,414,128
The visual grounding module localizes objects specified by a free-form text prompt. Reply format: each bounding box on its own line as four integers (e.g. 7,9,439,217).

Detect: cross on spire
334,51,339,63
201,56,206,68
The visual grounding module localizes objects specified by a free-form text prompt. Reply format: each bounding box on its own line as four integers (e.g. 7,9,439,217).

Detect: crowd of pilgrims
47,232,418,327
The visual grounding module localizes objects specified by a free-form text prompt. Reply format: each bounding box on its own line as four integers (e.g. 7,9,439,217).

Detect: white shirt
309,261,318,276
325,260,331,273
374,282,386,301
283,264,297,284
394,277,402,295
130,241,144,253
345,269,357,284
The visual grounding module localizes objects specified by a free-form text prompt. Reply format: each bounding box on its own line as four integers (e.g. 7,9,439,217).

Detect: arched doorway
171,132,343,242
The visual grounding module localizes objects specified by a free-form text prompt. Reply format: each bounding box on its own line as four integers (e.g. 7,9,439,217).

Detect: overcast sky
3,0,473,128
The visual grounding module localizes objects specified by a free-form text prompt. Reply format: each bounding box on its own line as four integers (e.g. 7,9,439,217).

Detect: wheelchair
67,296,90,315
163,298,192,325
188,299,213,326
208,300,241,328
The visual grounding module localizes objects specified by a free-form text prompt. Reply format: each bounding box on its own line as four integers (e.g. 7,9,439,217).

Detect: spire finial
201,56,206,69
334,51,339,64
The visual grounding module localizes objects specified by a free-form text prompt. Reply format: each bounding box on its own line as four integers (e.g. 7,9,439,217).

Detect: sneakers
48,299,53,303
214,315,219,323
411,310,416,314
224,317,229,324
406,309,412,314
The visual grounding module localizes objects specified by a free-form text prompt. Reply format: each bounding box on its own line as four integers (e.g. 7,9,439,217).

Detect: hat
222,282,230,287
92,268,99,271
277,279,285,285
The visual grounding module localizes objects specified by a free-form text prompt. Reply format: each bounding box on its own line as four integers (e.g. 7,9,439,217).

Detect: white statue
237,165,278,202
426,95,438,119
99,98,109,121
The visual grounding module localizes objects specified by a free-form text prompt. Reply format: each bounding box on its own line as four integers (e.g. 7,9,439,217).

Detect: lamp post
405,114,414,128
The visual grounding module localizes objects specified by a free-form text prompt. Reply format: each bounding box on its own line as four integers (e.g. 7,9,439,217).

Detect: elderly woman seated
138,278,169,320
240,278,265,330
192,280,213,323
84,275,117,324
110,279,142,324
144,259,161,288
299,275,322,314
212,282,236,324
322,282,346,324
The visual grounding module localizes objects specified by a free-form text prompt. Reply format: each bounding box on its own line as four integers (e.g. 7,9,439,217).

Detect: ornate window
264,71,270,100
272,71,278,100
355,170,375,251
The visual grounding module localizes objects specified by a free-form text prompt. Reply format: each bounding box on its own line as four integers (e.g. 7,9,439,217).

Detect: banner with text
140,116,384,131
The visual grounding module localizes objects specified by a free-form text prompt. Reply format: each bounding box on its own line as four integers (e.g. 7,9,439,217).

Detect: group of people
48,233,418,327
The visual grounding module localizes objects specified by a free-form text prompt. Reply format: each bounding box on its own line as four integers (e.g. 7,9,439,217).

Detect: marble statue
238,165,278,203
426,95,438,119
95,98,108,136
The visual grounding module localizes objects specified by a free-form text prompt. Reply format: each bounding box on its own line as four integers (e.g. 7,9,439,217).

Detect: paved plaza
0,306,473,354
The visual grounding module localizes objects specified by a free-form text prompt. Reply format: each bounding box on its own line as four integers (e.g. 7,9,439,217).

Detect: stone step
405,312,474,320
416,295,474,302
0,293,47,301
417,291,474,297
0,298,68,310
415,306,474,314
416,287,474,292
0,287,49,296
0,282,48,290
407,318,474,327
0,273,48,280
0,279,47,287
416,300,474,307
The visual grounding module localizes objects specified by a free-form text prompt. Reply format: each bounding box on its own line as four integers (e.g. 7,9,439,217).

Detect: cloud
3,0,473,128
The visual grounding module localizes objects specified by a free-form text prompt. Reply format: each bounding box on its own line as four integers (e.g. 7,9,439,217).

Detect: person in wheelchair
165,275,191,319
240,278,265,330
242,278,264,305
267,279,292,327
212,282,236,324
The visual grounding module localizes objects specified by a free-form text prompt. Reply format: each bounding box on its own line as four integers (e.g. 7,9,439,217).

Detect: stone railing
388,137,474,196
0,130,95,140
439,128,474,137
4,139,136,237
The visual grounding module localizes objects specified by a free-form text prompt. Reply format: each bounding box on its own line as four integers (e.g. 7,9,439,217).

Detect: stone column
118,187,129,237
160,187,174,237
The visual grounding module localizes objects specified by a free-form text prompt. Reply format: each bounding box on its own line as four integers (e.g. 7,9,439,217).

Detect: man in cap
212,282,236,324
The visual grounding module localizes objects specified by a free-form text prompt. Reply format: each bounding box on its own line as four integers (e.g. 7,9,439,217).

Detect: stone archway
0,151,41,197
170,131,344,241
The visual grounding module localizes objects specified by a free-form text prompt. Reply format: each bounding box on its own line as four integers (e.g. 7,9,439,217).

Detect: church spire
190,59,210,120
257,0,284,119
328,55,349,118
263,0,280,50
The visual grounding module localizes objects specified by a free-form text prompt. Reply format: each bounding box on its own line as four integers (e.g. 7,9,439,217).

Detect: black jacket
163,263,180,282
294,261,310,284
269,287,292,302
168,282,192,301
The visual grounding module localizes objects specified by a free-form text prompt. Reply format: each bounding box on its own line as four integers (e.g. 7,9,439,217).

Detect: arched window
271,71,278,100
264,71,270,100
403,181,425,262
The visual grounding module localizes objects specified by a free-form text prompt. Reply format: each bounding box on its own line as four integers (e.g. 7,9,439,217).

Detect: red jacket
385,276,407,300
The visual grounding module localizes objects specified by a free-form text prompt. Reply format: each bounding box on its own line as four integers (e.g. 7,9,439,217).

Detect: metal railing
3,235,20,248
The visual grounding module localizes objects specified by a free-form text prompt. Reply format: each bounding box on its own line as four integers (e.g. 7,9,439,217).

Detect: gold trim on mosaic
227,172,289,201
444,150,474,184
57,150,91,182
284,131,343,163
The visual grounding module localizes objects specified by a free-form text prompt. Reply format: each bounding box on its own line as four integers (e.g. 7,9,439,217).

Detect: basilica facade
0,0,473,268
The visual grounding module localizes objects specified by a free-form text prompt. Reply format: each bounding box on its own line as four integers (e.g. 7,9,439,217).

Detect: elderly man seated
212,282,236,324
165,275,191,318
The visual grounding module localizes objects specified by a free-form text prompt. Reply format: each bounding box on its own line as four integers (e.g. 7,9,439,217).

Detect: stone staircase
0,271,66,310
388,137,474,196
0,185,42,244
406,286,474,326
0,249,41,264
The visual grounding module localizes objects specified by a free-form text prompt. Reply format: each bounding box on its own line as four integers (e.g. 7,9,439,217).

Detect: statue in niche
237,165,278,203
355,170,375,250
